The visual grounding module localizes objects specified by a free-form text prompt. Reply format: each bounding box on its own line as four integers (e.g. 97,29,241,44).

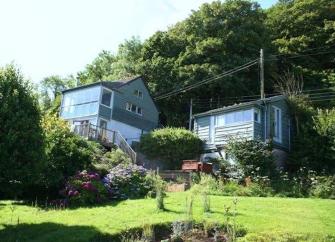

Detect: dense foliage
225,139,275,177
75,0,334,126
140,128,203,169
93,148,132,175
62,171,109,206
41,114,101,193
102,163,149,200
0,65,44,198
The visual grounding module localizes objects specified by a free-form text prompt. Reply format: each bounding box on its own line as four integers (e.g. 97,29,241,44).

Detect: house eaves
193,95,286,118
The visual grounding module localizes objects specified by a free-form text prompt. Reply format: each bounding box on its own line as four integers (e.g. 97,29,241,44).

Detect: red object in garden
181,160,212,173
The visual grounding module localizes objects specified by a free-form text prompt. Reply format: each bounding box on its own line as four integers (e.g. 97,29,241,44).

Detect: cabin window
254,109,261,123
134,90,143,99
61,86,100,119
273,106,282,143
215,109,253,126
126,102,143,116
101,89,112,107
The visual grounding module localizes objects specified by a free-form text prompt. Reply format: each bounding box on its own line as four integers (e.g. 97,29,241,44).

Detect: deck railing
73,124,137,163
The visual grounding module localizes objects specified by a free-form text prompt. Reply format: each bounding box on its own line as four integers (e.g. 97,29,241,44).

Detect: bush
310,176,335,199
0,65,45,198
226,139,276,178
140,127,203,169
61,170,109,206
102,163,149,200
41,114,102,194
93,148,131,174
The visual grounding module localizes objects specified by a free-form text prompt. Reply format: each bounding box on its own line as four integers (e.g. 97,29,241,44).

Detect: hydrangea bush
102,163,150,200
61,170,109,206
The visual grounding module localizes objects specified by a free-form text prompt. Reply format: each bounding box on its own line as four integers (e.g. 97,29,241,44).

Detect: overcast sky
0,0,277,83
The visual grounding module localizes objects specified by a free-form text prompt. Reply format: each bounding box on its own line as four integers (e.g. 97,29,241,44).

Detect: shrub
0,65,45,198
145,171,166,210
140,127,203,169
102,163,149,200
61,170,109,206
310,176,335,199
41,114,102,194
226,139,276,178
93,148,132,175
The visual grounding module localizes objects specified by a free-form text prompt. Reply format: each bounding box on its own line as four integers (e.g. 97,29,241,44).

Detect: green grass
0,192,334,241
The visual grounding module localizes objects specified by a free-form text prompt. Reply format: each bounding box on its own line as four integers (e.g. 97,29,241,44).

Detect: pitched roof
62,76,142,93
193,95,286,117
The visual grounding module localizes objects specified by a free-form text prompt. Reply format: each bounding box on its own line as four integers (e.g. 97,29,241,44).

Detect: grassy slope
0,192,334,241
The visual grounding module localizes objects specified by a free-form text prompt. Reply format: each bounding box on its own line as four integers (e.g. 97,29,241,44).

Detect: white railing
72,124,137,163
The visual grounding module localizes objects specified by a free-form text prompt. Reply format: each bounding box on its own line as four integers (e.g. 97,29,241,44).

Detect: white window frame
253,108,261,123
125,102,143,116
100,87,113,108
209,116,215,144
134,90,143,99
273,106,282,143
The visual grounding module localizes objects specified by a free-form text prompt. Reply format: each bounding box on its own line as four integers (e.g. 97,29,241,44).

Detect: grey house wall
194,98,291,152
112,78,159,131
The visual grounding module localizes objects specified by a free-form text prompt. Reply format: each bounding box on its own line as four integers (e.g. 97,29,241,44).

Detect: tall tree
141,0,271,125
266,0,335,89
0,65,45,198
77,36,143,84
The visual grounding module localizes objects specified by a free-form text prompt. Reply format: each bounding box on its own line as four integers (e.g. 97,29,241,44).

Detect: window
101,89,112,107
126,102,143,116
137,107,142,115
254,108,261,123
273,106,282,143
134,90,143,99
215,109,253,126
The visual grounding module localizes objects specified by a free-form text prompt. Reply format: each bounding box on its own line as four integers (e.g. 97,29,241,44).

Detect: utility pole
188,98,193,130
260,48,265,99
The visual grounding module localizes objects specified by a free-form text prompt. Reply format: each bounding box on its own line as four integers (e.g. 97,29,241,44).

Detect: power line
269,44,335,58
154,59,259,101
266,50,335,62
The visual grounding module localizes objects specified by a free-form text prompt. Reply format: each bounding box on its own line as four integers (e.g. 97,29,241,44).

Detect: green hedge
139,127,203,169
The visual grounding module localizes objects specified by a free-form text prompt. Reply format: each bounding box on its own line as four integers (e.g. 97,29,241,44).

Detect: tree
0,65,45,198
40,75,75,113
41,114,102,192
77,36,143,84
266,0,335,89
140,0,271,125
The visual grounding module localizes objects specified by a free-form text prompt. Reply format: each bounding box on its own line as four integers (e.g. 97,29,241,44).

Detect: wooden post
260,49,265,99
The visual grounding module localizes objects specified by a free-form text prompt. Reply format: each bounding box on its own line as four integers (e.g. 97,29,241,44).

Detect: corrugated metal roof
193,95,286,117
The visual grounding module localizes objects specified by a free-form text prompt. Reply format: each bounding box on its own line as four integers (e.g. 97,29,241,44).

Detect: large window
215,109,254,126
101,89,112,107
61,86,100,119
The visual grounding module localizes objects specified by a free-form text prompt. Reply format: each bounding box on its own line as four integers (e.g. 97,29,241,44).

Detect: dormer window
134,90,143,99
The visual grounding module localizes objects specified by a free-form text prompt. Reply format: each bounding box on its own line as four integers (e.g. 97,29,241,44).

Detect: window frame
100,87,113,108
253,108,261,123
214,109,254,127
134,90,143,99
273,105,282,143
125,102,143,116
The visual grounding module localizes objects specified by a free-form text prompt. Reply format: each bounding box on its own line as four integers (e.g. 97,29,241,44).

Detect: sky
0,0,277,84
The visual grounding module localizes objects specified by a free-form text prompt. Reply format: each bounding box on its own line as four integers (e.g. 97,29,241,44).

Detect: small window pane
137,107,142,115
101,89,111,106
131,104,137,112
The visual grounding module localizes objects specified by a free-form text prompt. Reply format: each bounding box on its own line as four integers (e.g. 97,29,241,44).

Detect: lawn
0,192,334,241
